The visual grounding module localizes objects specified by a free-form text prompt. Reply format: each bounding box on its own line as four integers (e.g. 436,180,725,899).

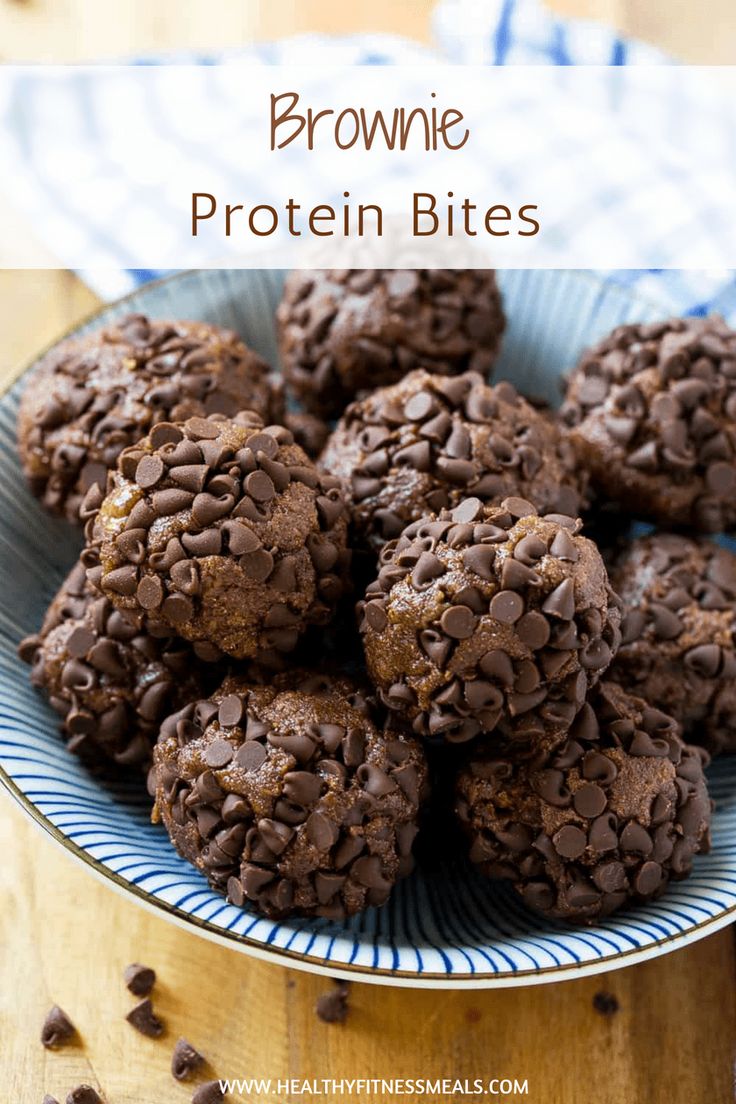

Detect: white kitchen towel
0,0,733,319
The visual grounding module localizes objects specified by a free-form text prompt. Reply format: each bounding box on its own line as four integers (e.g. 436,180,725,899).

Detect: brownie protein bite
276,269,505,419
456,681,712,923
17,313,282,524
321,369,585,553
359,498,622,744
609,533,736,755
150,673,428,919
84,413,350,663
562,316,736,532
18,561,202,767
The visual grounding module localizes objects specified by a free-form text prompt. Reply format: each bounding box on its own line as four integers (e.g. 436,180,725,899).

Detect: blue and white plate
2,268,735,988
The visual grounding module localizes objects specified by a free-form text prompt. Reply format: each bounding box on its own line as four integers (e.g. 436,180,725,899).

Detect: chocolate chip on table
40,1005,77,1049
315,980,351,1024
124,962,156,997
172,1037,206,1081
126,997,164,1038
592,991,620,1016
66,1088,102,1104
191,1081,226,1104
43,1096,60,1104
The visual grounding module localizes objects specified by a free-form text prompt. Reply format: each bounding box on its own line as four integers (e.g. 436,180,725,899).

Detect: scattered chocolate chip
65,1088,102,1104
315,980,351,1023
592,991,620,1016
172,1037,206,1081
41,1005,77,1049
126,998,164,1038
190,1082,225,1104
124,962,156,997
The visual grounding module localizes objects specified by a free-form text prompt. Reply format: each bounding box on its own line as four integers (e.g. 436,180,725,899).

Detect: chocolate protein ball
276,269,505,419
84,412,350,663
609,532,736,755
321,369,585,553
562,316,736,532
18,313,281,524
456,681,711,923
18,560,202,767
359,497,622,744
150,672,429,919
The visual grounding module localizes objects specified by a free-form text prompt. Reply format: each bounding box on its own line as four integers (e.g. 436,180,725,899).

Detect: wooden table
2,3,736,1101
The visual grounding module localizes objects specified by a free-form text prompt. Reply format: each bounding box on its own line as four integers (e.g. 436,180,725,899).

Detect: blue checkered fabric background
1,0,734,319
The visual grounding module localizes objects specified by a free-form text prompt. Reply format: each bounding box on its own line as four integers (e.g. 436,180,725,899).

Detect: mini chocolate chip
315,980,351,1024
66,626,95,658
363,600,388,632
592,991,620,1016
126,997,164,1038
104,565,138,596
204,739,234,768
451,497,484,523
171,1037,206,1081
162,594,194,624
41,1005,76,1049
634,860,663,895
516,611,551,650
137,574,164,610
135,454,165,489
684,643,722,677
235,742,267,772
152,488,194,516
245,469,276,502
440,605,476,639
573,783,608,818
542,578,575,620
216,694,243,728
649,603,683,640
620,821,653,855
66,1087,102,1104
463,544,495,580
552,825,587,859
240,548,274,582
191,1081,225,1104
404,390,436,421
124,962,156,997
489,590,524,624
501,559,540,590
222,520,260,555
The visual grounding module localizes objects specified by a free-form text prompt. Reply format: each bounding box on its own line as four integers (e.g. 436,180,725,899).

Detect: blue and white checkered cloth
1,0,734,320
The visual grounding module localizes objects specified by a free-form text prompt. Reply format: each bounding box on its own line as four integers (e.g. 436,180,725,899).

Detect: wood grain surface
1,2,736,1101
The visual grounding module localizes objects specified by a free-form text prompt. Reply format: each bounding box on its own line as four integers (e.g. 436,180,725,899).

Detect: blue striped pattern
2,268,736,985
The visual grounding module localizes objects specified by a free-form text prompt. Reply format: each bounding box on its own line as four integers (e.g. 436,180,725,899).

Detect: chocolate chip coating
85,413,351,662
276,269,505,419
609,532,736,756
321,369,586,553
456,681,712,923
150,672,428,920
359,498,621,744
18,314,282,524
18,560,203,767
562,316,736,532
